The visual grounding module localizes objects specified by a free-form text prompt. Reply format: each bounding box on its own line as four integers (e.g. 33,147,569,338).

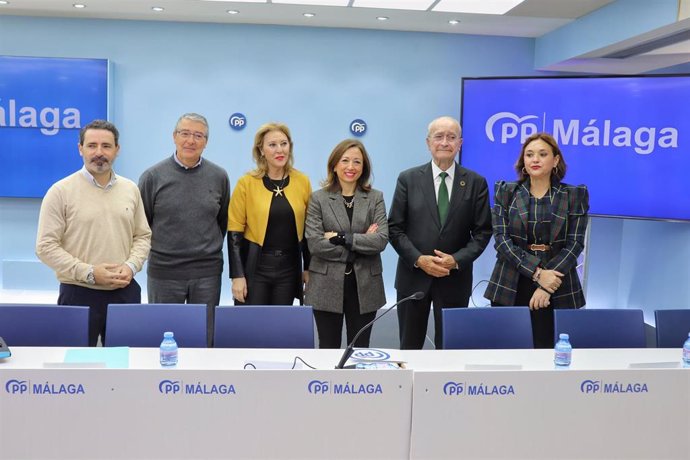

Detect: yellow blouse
228,169,312,245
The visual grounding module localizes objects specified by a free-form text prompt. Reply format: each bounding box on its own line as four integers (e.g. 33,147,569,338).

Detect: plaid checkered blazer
484,180,589,308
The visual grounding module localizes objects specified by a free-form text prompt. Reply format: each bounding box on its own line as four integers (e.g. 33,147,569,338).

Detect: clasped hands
93,263,133,288
416,250,456,278
529,269,564,310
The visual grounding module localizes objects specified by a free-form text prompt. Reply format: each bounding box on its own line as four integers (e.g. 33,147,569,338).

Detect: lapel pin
460,180,466,187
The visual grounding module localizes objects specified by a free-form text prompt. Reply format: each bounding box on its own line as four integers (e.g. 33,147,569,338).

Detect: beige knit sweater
36,171,151,290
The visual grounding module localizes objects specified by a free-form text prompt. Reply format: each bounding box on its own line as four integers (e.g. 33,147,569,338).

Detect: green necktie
438,171,449,225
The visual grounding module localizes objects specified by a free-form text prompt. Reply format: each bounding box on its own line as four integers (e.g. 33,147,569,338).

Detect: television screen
0,56,108,198
460,75,689,221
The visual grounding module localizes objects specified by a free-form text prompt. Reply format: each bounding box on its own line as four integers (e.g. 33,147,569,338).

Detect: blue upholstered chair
441,307,533,349
105,303,207,347
654,309,690,348
213,305,314,348
0,304,89,346
554,308,646,348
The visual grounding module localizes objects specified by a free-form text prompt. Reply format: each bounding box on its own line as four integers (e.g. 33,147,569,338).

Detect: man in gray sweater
139,113,231,346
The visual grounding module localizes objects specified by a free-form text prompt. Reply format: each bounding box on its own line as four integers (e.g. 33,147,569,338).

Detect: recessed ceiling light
303,12,315,18
151,6,164,12
226,9,239,15
0,1,9,5
73,3,86,8
376,16,389,21
448,19,460,25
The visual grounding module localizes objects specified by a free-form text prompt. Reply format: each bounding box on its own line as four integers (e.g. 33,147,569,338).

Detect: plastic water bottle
160,331,178,367
554,333,572,367
683,333,690,366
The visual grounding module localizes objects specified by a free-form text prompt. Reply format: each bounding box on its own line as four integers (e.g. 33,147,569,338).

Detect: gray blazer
305,188,388,314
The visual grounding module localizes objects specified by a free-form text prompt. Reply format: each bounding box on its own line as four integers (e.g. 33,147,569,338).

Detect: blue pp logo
307,380,329,394
159,379,181,394
229,113,247,131
580,379,601,394
351,349,390,361
5,379,28,394
443,381,464,395
350,119,367,137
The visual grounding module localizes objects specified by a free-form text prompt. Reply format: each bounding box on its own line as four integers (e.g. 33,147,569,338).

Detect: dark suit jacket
388,161,492,303
305,188,388,314
484,180,589,308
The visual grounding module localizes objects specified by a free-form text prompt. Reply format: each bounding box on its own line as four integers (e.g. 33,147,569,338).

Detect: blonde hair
250,122,294,178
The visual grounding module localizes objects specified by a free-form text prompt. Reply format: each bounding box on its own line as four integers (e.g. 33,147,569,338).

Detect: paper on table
64,347,130,369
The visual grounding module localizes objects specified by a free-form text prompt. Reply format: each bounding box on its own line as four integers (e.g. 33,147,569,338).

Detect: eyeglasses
430,133,459,143
176,130,207,141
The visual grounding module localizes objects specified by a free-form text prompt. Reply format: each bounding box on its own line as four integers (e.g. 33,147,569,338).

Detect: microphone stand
335,291,424,369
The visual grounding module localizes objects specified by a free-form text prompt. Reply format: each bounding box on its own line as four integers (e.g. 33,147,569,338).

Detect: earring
522,167,527,174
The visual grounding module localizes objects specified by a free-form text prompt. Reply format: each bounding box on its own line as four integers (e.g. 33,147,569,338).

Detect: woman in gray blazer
305,139,388,348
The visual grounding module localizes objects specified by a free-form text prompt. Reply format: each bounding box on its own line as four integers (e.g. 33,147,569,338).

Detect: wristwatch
86,267,96,285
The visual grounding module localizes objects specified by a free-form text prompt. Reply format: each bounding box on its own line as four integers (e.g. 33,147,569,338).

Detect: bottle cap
164,331,174,338
559,333,569,340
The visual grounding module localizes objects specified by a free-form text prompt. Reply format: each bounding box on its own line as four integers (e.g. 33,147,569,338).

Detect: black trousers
493,275,555,349
244,252,298,305
58,280,141,346
313,272,376,349
397,286,468,350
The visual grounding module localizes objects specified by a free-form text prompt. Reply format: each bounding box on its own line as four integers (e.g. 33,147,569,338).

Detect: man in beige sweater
36,119,151,346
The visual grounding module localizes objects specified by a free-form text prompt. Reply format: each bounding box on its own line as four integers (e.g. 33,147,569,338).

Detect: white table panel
411,368,690,460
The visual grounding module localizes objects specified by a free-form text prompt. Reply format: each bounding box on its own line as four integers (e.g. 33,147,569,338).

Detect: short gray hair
427,116,462,138
175,113,209,139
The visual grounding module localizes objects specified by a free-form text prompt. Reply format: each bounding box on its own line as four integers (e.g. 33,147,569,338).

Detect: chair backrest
441,307,533,350
554,308,646,348
0,304,89,346
654,309,690,348
105,304,207,347
214,305,314,348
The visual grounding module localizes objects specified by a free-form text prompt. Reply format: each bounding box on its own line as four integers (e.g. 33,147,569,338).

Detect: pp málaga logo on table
158,379,236,395
443,380,515,397
5,378,85,395
580,379,648,394
307,379,383,396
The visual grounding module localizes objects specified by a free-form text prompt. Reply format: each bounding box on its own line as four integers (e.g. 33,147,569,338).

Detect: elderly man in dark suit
389,116,492,349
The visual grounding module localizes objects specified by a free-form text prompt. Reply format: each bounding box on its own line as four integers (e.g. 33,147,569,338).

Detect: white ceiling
0,0,615,37
6,0,689,74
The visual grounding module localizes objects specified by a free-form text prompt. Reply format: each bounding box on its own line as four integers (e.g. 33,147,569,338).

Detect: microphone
335,291,424,369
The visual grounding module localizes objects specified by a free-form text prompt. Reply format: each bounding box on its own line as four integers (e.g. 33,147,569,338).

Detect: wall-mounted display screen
0,56,108,198
461,75,689,221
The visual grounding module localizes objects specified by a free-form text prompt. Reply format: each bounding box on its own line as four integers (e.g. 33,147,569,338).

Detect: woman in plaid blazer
484,133,589,348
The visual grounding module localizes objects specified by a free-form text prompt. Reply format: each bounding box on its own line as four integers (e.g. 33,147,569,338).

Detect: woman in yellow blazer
228,122,311,305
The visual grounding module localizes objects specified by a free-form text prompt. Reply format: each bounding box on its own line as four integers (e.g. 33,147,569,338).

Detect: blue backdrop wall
1,15,688,324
